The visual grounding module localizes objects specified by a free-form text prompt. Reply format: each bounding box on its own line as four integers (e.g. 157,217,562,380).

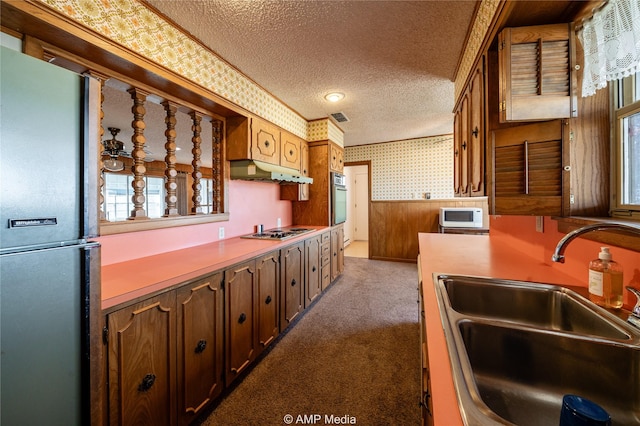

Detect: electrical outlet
218,227,225,239
277,218,281,228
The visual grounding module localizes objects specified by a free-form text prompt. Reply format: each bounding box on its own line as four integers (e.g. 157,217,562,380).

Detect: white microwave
439,207,483,228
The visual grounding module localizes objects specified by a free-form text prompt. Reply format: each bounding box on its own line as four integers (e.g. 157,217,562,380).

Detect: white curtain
578,0,640,97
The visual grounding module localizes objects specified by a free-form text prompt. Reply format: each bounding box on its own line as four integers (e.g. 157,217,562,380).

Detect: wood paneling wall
368,198,489,262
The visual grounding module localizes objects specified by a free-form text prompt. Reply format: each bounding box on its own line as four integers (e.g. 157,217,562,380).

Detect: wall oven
331,172,347,225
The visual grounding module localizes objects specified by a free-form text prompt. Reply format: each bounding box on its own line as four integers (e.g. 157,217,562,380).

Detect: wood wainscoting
369,198,489,262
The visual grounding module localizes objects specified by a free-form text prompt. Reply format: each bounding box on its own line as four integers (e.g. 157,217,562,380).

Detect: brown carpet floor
197,257,421,426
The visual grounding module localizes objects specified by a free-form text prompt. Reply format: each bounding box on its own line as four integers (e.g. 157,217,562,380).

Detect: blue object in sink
560,395,611,426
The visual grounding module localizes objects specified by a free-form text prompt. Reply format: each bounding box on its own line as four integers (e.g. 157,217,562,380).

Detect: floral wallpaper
37,0,495,145
38,0,343,143
345,135,454,200
454,0,501,101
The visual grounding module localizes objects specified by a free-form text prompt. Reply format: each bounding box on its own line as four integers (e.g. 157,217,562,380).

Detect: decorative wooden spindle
162,101,180,217
128,88,149,220
190,111,204,215
211,118,223,214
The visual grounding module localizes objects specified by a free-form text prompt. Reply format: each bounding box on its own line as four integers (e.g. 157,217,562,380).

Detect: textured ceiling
144,0,477,147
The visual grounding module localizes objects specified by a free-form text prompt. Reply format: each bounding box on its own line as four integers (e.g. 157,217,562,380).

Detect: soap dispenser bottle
588,247,624,309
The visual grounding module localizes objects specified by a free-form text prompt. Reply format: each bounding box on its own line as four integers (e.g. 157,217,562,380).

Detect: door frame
344,160,371,258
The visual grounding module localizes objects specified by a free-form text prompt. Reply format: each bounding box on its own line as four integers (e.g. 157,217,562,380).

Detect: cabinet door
176,273,223,425
321,232,332,290
498,23,576,122
468,60,485,196
279,140,310,201
459,93,470,195
107,292,176,426
251,118,280,165
280,242,304,328
281,131,301,170
419,283,434,426
330,143,344,173
256,251,280,350
299,141,310,200
453,108,463,195
331,225,345,281
305,235,322,307
492,119,569,216
225,260,257,386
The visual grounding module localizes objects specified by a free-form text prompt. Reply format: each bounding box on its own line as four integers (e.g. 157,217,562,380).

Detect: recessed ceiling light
325,92,345,102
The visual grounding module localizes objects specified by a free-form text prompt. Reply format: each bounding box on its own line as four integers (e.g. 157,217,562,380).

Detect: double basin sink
434,274,640,425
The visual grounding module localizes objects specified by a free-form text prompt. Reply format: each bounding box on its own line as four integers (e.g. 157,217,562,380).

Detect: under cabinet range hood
230,160,313,184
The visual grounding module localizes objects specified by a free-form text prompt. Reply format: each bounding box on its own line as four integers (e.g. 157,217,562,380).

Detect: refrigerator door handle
0,240,99,257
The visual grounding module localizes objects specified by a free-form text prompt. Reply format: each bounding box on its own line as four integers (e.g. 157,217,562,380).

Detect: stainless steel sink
434,274,640,425
441,275,632,340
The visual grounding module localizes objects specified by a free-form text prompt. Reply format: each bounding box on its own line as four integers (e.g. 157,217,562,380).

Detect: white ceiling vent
330,112,350,123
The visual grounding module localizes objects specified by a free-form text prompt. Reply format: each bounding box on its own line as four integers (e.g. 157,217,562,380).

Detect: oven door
332,184,347,225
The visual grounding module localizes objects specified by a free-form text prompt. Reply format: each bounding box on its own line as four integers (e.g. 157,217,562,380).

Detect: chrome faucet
628,287,640,329
551,222,640,328
551,222,640,263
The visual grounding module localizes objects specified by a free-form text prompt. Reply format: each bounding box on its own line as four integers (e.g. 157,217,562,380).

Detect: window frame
611,71,640,219
103,173,166,222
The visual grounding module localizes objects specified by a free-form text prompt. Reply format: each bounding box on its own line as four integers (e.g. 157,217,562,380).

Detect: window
200,178,214,214
104,173,165,221
612,71,640,217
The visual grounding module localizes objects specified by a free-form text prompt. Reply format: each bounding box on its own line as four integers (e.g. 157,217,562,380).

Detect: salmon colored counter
418,233,588,426
101,226,328,311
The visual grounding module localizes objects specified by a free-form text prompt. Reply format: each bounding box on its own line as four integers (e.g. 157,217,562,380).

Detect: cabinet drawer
321,232,331,244
321,268,331,290
321,253,330,268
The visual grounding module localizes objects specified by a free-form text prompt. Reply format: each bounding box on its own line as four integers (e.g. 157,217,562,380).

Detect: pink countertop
418,233,586,426
101,226,328,311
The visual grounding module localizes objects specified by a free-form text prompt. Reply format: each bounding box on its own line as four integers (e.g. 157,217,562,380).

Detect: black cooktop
241,227,314,241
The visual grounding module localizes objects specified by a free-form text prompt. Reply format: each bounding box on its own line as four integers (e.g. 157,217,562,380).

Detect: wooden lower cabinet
255,250,280,350
224,260,258,386
105,233,343,425
320,231,331,290
418,281,434,426
176,273,224,425
305,235,322,307
280,241,304,329
331,225,345,281
107,292,177,426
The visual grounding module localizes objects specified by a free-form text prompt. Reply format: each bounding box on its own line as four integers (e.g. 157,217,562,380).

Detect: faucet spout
627,287,640,329
551,223,640,263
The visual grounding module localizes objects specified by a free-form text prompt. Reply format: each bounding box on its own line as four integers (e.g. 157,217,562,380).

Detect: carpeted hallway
197,257,421,426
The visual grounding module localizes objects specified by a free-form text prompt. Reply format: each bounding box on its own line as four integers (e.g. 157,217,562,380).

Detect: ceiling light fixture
102,127,125,172
324,92,345,102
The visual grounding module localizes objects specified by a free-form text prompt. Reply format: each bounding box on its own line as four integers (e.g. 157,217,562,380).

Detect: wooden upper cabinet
280,138,310,201
491,119,569,216
330,143,344,173
454,57,485,197
280,131,301,170
227,116,281,166
459,93,470,195
498,23,576,122
251,118,281,165
468,61,484,196
453,110,462,195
